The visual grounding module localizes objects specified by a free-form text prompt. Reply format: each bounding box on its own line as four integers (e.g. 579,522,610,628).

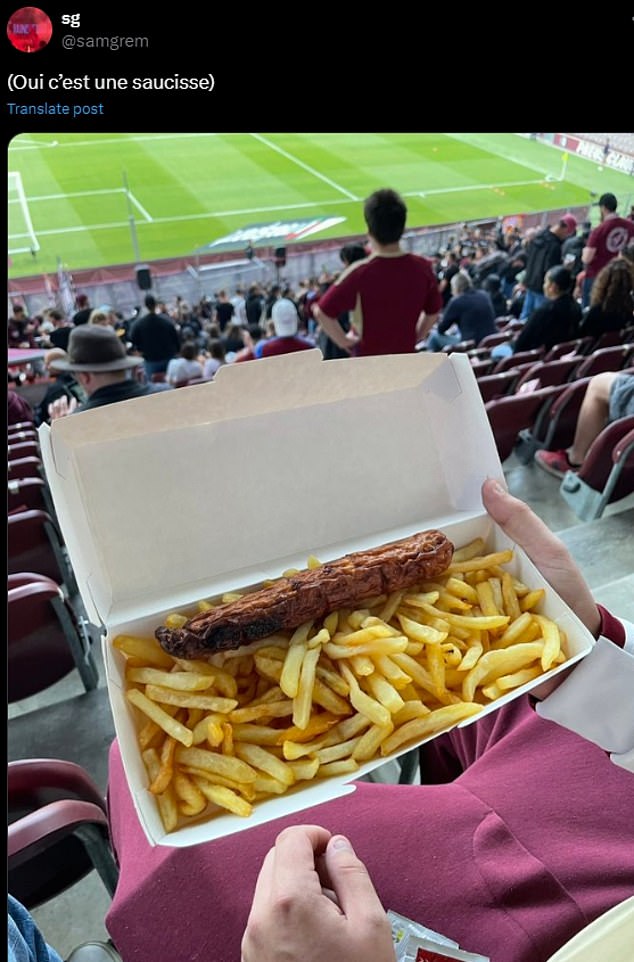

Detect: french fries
115,536,570,832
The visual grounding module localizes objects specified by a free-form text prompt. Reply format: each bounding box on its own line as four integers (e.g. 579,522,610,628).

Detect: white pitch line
402,177,546,199
127,190,153,222
8,133,220,152
9,198,355,238
250,133,359,201
8,187,126,203
10,221,131,239
8,175,554,241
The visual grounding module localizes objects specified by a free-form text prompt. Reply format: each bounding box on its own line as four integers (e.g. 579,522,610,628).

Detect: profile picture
7,6,52,52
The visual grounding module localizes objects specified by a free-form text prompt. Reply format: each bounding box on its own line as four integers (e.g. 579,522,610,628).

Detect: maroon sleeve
596,604,626,650
316,270,358,318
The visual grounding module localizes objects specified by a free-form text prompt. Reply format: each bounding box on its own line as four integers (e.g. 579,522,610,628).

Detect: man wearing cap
47,326,170,419
254,298,314,358
581,193,634,308
519,214,578,321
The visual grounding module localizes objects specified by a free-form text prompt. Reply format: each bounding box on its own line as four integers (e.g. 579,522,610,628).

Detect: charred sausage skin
156,530,453,659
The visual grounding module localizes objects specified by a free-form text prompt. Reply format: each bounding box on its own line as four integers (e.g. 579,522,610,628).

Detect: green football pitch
8,132,633,279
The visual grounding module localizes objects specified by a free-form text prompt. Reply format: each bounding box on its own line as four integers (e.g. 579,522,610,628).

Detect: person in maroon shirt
581,193,634,307
312,189,442,356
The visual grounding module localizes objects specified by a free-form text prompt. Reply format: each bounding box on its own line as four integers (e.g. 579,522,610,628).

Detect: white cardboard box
39,350,594,846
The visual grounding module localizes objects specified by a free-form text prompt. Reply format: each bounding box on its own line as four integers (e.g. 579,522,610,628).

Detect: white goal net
8,171,40,254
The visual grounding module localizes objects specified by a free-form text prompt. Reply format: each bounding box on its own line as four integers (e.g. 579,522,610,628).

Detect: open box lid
39,351,503,629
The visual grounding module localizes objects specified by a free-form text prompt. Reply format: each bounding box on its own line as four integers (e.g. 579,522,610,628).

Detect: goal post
8,171,40,254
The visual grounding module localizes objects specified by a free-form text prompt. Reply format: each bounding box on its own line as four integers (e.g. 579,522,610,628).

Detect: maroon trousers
106,696,634,962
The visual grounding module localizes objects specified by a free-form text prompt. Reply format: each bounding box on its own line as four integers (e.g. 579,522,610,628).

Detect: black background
5,5,628,139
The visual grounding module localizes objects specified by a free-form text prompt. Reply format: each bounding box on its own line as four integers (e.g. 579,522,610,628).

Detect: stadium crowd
8,188,634,455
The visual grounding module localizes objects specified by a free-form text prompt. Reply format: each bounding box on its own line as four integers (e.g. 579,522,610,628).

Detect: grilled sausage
156,529,453,659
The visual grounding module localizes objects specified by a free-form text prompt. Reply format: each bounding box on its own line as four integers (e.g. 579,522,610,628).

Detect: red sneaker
534,449,579,479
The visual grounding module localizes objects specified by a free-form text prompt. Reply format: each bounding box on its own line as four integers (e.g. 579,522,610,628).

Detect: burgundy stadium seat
514,377,592,465
560,416,634,521
444,339,476,354
8,456,44,482
477,331,513,350
9,439,40,461
477,371,520,403
8,477,55,517
470,358,496,378
589,330,625,351
8,508,78,597
485,385,563,463
8,757,118,910
8,572,99,701
512,356,581,392
8,420,36,432
8,427,39,444
492,348,544,375
574,345,631,379
543,338,593,361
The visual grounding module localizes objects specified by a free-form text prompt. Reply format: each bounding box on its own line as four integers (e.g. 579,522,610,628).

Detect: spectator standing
129,294,181,381
213,290,235,332
318,243,368,360
245,284,265,326
72,293,92,327
312,188,442,355
438,251,461,308
264,285,282,321
501,242,528,303
562,220,589,280
8,304,38,349
520,214,577,320
482,273,508,318
581,193,634,308
425,270,497,351
231,286,248,326
46,309,74,351
255,298,314,358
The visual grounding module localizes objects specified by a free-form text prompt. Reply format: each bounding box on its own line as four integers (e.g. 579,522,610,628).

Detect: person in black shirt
426,270,497,351
72,293,92,327
512,265,581,354
213,290,235,332
129,294,181,381
520,215,577,320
